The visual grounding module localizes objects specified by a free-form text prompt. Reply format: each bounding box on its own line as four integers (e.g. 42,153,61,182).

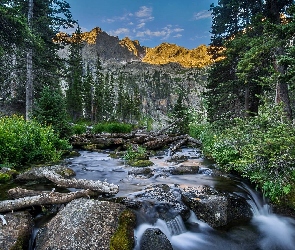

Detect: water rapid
66,149,295,250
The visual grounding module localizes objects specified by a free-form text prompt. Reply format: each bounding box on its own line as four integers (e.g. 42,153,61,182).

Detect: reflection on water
66,149,295,250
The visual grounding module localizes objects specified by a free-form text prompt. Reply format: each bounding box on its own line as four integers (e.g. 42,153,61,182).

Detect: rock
131,184,190,222
0,211,33,250
182,186,252,228
35,198,127,250
139,228,173,250
16,165,76,182
170,164,200,175
128,167,154,178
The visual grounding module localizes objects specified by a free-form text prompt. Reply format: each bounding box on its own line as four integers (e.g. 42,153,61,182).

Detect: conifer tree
66,26,84,121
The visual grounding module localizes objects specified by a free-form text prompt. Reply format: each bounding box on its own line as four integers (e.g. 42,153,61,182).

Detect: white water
242,184,295,250
134,185,295,250
66,150,295,250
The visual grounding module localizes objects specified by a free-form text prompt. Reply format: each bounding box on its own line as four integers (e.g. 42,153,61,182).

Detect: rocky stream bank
1,132,295,250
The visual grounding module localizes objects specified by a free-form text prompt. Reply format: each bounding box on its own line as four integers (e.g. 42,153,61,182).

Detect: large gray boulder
182,186,252,228
35,198,127,250
0,211,33,250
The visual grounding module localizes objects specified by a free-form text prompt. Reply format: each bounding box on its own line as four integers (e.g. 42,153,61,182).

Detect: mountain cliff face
58,27,209,127
59,27,212,67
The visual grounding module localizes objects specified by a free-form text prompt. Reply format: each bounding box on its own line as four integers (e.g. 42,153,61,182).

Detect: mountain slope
58,27,213,68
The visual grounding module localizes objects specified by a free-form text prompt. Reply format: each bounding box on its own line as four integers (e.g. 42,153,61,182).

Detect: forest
1,0,295,210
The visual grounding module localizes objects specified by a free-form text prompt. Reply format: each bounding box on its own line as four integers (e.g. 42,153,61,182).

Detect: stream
64,148,295,250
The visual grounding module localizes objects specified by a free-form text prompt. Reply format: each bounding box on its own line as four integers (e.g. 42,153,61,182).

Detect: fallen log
143,135,187,150
17,166,119,195
42,169,119,194
0,189,92,213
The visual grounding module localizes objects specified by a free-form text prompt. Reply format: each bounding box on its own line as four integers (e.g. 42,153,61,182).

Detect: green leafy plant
0,115,71,168
189,103,295,204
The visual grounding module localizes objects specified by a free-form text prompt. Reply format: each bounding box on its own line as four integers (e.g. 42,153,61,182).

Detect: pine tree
66,26,84,122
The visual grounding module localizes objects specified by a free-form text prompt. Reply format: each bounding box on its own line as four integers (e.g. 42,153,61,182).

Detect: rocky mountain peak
57,26,213,67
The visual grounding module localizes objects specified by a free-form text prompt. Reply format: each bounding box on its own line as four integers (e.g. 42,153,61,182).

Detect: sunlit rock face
56,27,210,127
59,27,213,67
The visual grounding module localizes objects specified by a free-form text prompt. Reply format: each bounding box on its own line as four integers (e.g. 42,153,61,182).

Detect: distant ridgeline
56,27,213,68
54,27,209,127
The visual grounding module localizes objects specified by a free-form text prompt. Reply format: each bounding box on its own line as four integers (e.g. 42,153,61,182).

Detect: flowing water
65,149,295,250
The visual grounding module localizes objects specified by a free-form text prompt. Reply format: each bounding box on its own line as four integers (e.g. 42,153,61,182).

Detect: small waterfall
240,183,295,250
166,215,187,235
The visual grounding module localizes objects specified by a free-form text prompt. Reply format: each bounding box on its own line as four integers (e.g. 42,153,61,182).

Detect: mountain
58,27,213,68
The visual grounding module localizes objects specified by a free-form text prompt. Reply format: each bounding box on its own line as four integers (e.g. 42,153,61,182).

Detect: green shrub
124,146,147,161
93,122,133,134
0,173,11,183
72,123,87,134
0,115,71,168
189,103,295,204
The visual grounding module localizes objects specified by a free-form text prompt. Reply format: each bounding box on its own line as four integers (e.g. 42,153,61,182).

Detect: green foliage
0,115,70,168
33,86,73,138
169,91,191,134
124,146,147,161
0,173,11,183
190,103,295,203
128,160,153,167
93,122,133,134
72,124,87,135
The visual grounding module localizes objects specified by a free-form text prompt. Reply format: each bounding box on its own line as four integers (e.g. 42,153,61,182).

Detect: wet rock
35,198,127,250
167,154,189,163
139,228,173,250
182,186,252,228
0,211,33,250
130,184,190,222
170,165,199,175
128,167,154,178
16,165,76,182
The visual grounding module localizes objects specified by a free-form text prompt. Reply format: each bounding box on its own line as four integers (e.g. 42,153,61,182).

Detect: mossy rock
56,167,76,178
128,160,154,167
0,168,18,183
110,209,136,250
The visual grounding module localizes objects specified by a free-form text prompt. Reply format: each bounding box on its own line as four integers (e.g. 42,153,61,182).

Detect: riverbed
64,148,295,250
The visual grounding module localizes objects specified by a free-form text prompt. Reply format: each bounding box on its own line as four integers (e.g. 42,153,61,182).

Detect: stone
182,186,252,228
170,165,200,175
139,228,173,250
35,198,127,250
0,211,33,250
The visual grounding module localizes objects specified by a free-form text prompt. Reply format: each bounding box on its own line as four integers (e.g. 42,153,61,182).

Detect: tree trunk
26,0,34,121
274,47,292,120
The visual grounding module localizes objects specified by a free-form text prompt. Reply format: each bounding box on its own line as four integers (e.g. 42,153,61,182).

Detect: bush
0,115,71,168
93,122,133,134
72,123,87,134
189,103,295,204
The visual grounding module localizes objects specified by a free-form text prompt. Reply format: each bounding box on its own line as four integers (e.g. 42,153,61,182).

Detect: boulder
139,228,173,250
182,186,252,228
35,198,127,250
170,164,199,175
0,211,33,250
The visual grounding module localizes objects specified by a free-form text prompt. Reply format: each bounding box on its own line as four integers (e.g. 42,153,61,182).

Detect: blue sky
65,0,218,49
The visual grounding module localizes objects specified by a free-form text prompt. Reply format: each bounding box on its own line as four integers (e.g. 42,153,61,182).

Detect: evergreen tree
82,64,94,121
207,0,295,121
33,86,72,138
66,26,84,122
93,54,104,122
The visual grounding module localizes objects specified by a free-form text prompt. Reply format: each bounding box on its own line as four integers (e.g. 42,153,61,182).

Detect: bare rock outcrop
35,198,127,250
0,211,33,250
